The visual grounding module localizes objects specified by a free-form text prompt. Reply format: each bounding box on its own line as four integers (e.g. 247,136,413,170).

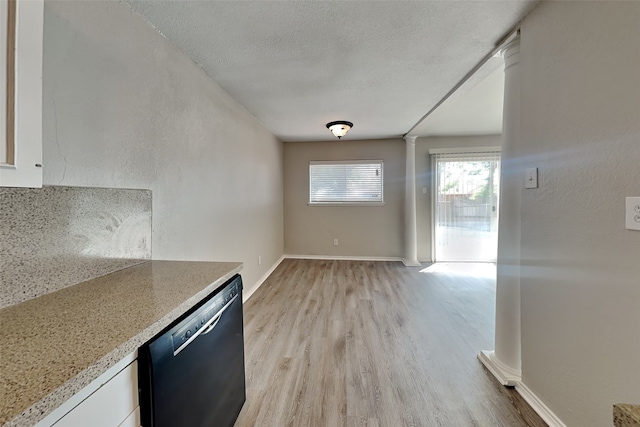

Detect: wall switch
625,197,640,231
422,187,427,194
525,168,538,189
333,239,339,246
258,255,262,265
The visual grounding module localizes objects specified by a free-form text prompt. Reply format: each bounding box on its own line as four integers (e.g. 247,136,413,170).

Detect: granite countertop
0,261,242,427
614,404,640,427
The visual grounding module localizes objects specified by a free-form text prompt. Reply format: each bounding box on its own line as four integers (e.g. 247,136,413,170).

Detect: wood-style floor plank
236,259,546,427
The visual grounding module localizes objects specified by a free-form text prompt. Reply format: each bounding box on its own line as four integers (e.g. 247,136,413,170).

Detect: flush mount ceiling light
326,121,353,139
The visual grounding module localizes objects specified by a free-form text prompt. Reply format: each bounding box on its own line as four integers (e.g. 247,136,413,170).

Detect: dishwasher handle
173,293,239,356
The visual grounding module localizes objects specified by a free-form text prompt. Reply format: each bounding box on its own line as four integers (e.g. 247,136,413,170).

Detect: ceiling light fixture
326,121,353,139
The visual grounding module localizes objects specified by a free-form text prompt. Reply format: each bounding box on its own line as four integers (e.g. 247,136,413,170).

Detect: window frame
308,159,385,206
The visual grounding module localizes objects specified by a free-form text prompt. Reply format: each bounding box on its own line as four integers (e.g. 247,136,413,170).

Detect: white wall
42,1,284,294
283,139,404,258
517,2,640,426
415,135,502,261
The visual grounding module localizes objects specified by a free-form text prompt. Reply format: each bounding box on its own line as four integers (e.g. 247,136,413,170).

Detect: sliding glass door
432,151,500,262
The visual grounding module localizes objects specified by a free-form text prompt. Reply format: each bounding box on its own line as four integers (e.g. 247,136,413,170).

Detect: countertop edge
3,263,243,427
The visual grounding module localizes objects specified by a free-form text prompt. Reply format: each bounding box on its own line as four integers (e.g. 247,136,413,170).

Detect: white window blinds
309,160,383,204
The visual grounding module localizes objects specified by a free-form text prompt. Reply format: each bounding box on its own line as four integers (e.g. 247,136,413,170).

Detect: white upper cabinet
0,0,43,188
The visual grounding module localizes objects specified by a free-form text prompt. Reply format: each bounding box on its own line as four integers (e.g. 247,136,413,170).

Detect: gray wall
42,1,284,294
518,2,640,426
415,135,502,261
284,139,404,258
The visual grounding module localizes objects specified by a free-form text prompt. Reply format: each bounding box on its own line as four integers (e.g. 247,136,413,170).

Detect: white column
403,135,420,267
479,35,522,386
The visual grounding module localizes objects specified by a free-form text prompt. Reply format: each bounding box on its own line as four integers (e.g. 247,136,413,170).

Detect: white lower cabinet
117,406,141,427
50,361,139,427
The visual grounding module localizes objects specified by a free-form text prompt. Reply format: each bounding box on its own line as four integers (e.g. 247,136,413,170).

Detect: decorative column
403,135,420,267
478,35,522,386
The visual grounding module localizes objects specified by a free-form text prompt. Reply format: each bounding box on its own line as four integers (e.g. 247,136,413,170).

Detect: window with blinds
309,160,384,204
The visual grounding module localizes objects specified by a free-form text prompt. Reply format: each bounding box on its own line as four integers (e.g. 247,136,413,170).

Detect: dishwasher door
138,275,245,427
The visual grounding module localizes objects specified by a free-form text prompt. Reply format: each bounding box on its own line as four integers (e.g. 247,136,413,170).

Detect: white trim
244,254,406,303
284,254,403,262
242,254,406,303
310,159,383,165
0,0,44,187
404,136,419,267
401,258,422,267
478,350,521,386
243,255,285,303
515,383,567,427
428,146,501,154
430,153,437,262
307,202,385,207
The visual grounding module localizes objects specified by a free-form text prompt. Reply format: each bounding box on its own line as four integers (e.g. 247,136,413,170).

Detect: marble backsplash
0,186,151,308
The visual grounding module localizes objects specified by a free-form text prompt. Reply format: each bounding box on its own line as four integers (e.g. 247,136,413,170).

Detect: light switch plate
625,197,640,231
525,168,538,189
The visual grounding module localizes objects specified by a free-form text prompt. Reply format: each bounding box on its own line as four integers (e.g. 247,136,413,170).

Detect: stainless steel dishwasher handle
202,294,238,336
201,315,222,335
173,293,239,356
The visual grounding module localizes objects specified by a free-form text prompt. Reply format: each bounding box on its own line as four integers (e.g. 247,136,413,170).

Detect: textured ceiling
126,0,538,141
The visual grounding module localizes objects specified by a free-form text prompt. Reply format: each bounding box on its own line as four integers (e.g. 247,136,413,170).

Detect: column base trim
515,383,567,427
478,350,521,386
401,258,422,267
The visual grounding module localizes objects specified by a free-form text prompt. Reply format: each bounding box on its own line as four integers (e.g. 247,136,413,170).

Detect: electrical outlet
333,239,339,246
626,197,640,231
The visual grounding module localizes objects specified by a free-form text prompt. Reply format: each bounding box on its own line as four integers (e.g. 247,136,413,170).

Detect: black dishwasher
138,274,245,427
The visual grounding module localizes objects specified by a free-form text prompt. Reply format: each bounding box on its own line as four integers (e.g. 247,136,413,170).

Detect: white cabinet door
0,0,43,188
118,406,140,427
52,362,139,427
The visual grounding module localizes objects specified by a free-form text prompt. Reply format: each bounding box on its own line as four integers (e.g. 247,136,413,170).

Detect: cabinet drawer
118,406,140,427
53,362,138,427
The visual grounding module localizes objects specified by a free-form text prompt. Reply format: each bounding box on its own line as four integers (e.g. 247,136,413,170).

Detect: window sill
308,202,386,207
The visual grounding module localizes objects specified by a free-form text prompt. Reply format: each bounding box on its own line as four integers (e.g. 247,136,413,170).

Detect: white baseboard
515,383,567,427
478,350,521,386
401,258,422,267
478,351,566,426
284,254,403,262
243,255,285,303
245,254,404,302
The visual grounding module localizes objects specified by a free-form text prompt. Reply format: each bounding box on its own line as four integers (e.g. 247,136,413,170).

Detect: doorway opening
432,150,500,262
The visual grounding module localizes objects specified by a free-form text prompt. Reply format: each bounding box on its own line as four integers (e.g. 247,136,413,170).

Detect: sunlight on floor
419,262,496,279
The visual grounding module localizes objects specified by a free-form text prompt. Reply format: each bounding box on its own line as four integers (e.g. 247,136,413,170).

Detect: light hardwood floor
235,259,546,427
